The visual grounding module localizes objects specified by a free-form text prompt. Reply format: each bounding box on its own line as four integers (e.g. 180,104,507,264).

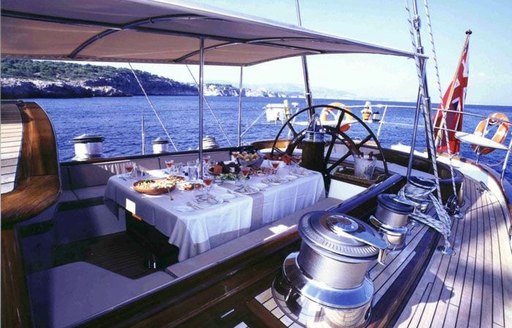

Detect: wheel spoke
357,134,373,148
287,121,299,138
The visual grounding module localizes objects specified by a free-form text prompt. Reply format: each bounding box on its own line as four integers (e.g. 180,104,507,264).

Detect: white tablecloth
104,164,324,261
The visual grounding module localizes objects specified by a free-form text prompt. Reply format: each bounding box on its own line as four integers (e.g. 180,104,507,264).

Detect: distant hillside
1,59,198,98
0,59,295,99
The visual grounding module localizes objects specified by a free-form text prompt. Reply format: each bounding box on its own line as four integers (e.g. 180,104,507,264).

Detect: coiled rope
398,181,453,247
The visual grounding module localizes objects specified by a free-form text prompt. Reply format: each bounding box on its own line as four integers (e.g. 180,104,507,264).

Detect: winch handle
345,227,388,265
339,225,387,250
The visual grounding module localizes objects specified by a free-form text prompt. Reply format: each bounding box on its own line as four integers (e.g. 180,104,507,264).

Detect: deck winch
272,212,387,327
72,134,104,161
152,137,169,154
370,194,414,250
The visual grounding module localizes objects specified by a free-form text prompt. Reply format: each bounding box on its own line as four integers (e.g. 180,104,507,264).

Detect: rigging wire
423,0,459,201
185,65,233,147
404,0,443,202
128,63,179,152
241,110,268,138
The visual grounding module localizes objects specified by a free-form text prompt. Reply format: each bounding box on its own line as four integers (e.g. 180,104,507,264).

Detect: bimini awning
1,0,416,66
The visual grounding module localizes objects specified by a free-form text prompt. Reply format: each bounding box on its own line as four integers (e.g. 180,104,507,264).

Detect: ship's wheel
270,104,389,188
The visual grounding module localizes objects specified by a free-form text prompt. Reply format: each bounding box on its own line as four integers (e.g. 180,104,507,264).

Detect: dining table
104,161,325,262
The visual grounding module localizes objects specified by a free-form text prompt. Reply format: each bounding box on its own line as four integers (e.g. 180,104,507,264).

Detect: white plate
252,182,268,190
284,175,298,181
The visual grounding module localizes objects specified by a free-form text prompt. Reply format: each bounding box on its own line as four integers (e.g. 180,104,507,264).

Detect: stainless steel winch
370,194,415,250
402,176,437,209
272,212,387,327
72,134,104,160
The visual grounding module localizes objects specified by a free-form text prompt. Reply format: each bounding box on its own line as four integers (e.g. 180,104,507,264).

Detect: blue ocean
31,96,511,182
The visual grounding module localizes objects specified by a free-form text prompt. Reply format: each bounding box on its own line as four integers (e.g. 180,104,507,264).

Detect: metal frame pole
198,37,204,178
295,0,313,111
238,66,244,147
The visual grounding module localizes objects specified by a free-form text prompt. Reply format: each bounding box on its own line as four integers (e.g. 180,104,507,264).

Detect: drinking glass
175,162,184,176
125,162,135,178
164,159,174,174
203,173,214,195
241,166,251,186
187,161,198,181
271,160,280,175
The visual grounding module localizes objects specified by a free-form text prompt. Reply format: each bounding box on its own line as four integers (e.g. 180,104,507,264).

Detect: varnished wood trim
1,101,61,227
1,229,32,327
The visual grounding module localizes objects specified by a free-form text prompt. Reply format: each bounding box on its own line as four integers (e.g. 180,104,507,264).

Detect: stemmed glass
203,173,214,195
271,160,280,175
164,159,174,174
125,162,135,179
241,166,251,188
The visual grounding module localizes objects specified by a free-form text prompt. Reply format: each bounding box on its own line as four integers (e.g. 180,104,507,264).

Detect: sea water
30,96,511,182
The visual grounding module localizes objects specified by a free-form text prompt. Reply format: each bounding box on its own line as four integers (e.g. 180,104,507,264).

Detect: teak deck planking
395,176,512,328
1,102,23,193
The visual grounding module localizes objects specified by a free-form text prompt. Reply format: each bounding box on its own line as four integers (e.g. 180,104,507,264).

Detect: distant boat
264,100,299,122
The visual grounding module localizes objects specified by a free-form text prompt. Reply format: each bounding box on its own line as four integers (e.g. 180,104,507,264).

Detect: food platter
133,176,184,195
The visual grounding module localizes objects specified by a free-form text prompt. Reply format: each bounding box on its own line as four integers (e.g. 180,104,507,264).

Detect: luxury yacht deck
186,176,512,328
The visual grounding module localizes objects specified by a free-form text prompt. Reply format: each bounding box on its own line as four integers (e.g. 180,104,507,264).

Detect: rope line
186,65,233,147
424,0,459,200
404,0,443,201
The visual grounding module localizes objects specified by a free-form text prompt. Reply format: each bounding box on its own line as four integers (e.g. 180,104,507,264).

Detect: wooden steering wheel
270,104,389,187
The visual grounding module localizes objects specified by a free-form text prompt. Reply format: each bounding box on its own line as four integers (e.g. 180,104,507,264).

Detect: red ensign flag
434,31,471,154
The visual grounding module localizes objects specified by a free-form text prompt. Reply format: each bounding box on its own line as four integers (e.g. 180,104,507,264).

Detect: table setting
104,158,325,261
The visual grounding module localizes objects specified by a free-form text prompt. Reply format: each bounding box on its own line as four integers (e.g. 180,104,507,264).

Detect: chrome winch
370,194,415,250
272,212,387,327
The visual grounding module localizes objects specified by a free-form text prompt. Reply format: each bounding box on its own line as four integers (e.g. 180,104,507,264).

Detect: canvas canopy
1,0,416,66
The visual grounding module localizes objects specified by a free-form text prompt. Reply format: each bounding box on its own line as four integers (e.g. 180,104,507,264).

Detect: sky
115,0,512,106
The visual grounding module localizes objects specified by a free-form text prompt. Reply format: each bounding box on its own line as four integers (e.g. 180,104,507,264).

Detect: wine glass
125,162,135,179
164,159,174,174
203,173,214,195
241,166,251,187
271,160,280,175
